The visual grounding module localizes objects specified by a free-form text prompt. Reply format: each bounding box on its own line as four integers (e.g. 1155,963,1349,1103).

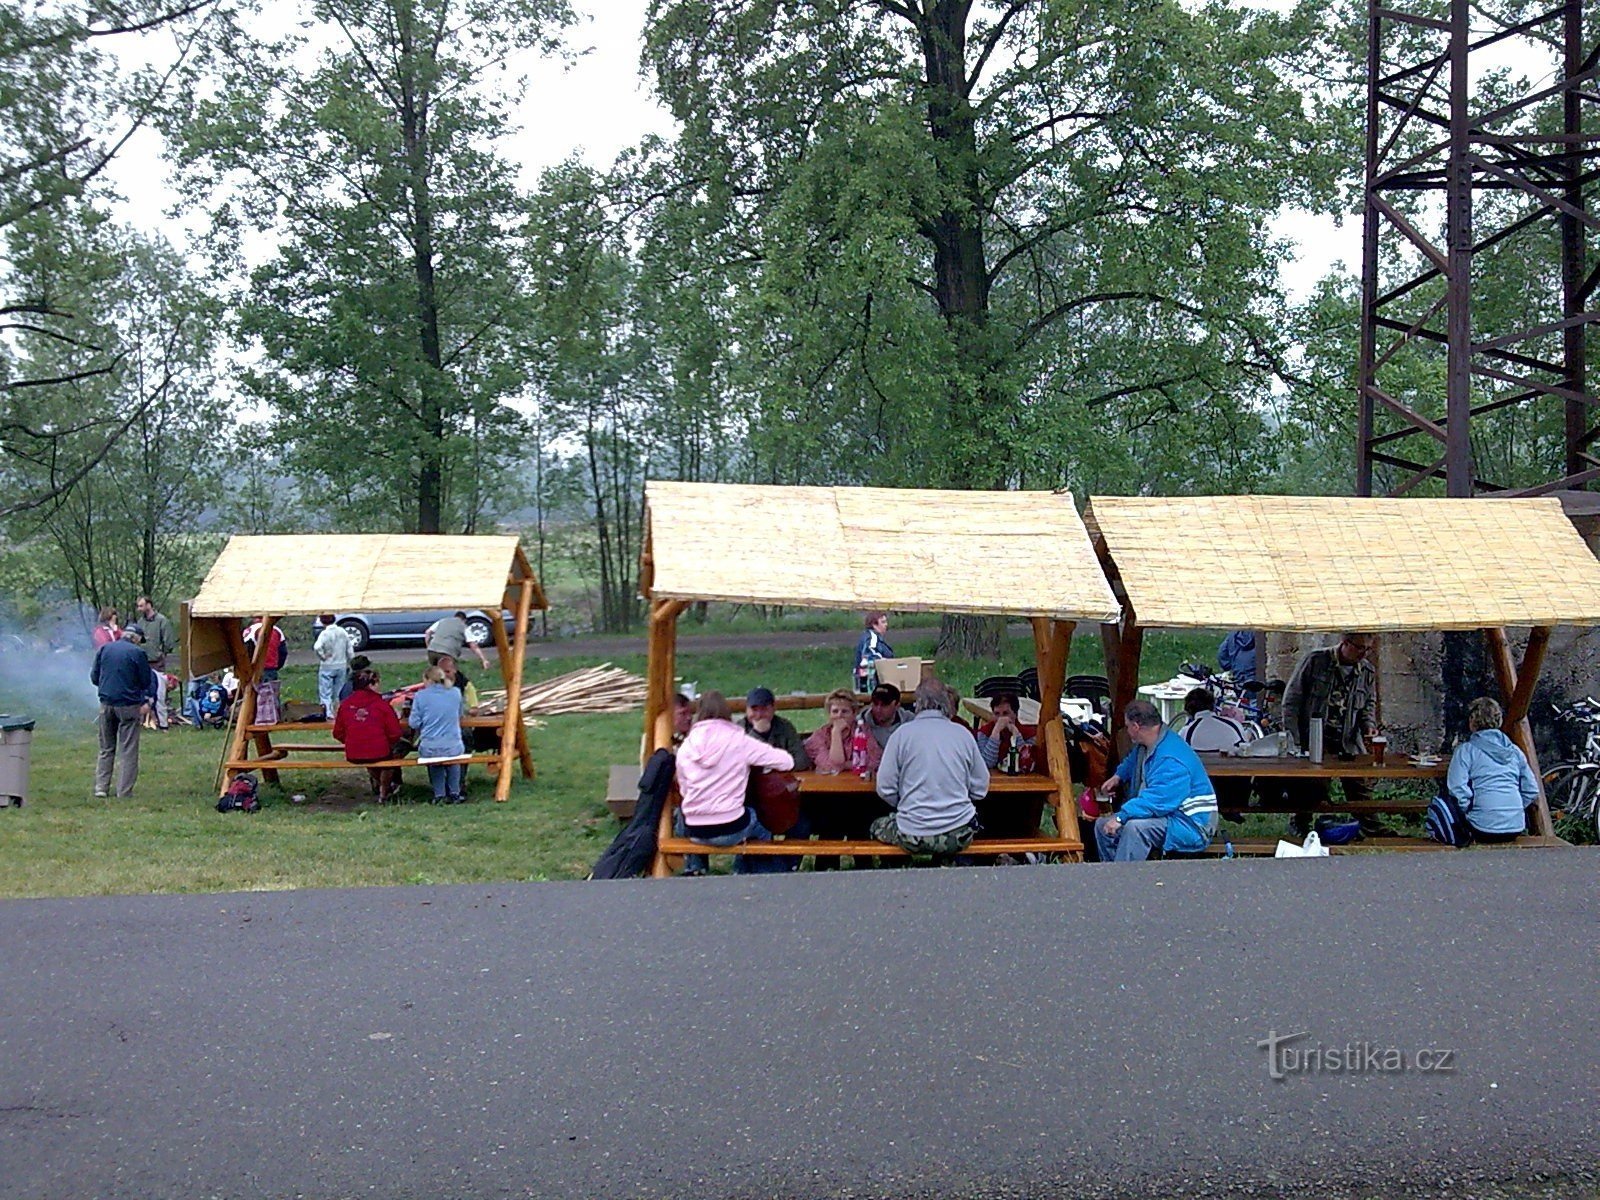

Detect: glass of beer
1371,734,1388,765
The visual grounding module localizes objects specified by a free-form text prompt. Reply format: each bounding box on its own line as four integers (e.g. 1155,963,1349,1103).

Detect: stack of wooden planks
476,663,646,716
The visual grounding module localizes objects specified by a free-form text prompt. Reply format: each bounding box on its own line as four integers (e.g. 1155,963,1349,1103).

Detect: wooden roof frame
637,481,1126,868
1083,495,1600,839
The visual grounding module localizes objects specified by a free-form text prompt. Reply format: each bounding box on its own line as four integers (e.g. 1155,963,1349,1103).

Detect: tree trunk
398,9,445,533
938,613,1004,660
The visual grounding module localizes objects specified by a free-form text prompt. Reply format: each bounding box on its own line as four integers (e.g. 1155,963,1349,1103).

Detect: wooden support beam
1484,627,1554,837
494,577,537,802
220,616,279,792
1032,618,1073,727
1041,716,1083,859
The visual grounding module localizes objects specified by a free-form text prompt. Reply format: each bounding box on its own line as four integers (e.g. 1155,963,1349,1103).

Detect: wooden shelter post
493,577,538,802
1033,617,1082,856
644,599,688,759
224,616,279,786
1484,626,1555,836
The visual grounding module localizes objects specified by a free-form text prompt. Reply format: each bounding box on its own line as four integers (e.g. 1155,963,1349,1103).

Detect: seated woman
1444,696,1538,843
976,691,1037,773
409,665,469,805
333,667,405,803
804,688,860,774
675,690,792,875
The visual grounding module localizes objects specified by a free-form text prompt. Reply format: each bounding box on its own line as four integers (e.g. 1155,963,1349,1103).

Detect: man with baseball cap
90,621,158,797
739,685,811,769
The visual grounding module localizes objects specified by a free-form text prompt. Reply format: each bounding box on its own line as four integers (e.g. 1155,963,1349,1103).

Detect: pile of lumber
476,663,646,717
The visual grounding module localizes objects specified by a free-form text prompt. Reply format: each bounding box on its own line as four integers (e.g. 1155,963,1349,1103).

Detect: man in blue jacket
90,622,157,798
1095,699,1219,861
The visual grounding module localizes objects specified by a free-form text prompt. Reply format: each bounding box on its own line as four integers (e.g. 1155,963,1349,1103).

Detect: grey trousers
96,704,143,797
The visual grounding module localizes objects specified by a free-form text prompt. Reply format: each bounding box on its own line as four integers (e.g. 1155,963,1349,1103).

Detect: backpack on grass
217,776,260,814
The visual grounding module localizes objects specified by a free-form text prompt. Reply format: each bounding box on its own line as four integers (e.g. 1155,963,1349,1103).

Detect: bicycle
1541,697,1600,844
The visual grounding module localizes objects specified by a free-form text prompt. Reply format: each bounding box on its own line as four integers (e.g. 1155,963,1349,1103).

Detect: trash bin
0,716,35,807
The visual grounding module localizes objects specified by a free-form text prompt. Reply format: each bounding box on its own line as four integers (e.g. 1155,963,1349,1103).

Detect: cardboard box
875,657,936,694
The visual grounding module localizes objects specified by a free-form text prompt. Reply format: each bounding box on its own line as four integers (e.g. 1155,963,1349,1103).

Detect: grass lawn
0,629,1225,899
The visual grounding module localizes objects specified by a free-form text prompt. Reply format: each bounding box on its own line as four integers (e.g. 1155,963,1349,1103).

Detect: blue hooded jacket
1446,729,1538,834
1113,729,1219,852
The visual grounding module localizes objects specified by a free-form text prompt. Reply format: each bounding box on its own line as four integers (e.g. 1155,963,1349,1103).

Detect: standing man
425,610,490,670
1281,632,1380,834
136,596,177,729
739,686,811,769
314,614,354,720
91,623,157,797
871,679,989,861
1095,700,1218,862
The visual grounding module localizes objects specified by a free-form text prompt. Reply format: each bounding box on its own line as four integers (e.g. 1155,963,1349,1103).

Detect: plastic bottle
850,718,870,777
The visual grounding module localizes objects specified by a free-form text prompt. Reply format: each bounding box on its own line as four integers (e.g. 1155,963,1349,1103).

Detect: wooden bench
223,753,502,773
656,835,1082,859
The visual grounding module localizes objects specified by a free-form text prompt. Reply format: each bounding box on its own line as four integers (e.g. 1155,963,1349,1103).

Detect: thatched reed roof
189,535,544,617
642,482,1120,621
1086,495,1600,631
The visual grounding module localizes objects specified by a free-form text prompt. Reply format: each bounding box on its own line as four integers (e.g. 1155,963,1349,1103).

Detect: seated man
1095,700,1218,862
672,692,694,747
859,682,910,771
1176,687,1252,819
740,686,811,769
871,679,989,861
1177,688,1249,752
975,690,1037,772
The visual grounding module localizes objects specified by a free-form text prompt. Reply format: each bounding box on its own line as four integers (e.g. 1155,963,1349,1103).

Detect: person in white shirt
313,615,354,720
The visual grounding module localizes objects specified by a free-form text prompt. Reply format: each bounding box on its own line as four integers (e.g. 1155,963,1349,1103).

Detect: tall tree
5,221,225,611
168,0,571,533
0,0,224,518
642,0,1352,652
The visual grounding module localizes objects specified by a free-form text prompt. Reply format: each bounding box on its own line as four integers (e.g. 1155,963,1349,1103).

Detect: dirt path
289,625,948,666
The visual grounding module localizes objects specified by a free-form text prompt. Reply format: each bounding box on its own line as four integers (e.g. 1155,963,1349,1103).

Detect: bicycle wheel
1545,763,1600,844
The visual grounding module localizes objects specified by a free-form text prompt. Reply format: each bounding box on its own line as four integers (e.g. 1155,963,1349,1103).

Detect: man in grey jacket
1281,632,1380,833
871,678,989,859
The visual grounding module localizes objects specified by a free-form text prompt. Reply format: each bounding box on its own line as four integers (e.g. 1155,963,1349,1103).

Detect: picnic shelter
185,534,546,803
637,481,1122,874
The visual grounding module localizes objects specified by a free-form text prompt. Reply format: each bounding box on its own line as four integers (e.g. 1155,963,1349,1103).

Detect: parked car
311,609,511,654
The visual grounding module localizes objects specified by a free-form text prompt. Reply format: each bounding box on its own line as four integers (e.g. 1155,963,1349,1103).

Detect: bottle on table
850,717,870,777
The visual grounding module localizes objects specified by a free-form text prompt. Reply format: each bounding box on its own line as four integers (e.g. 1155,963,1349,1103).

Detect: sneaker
93,789,108,798
447,794,465,805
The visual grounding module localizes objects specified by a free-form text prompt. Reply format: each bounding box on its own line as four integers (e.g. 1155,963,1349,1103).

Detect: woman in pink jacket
675,690,793,875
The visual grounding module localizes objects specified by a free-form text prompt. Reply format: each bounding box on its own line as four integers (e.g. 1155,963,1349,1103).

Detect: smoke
0,606,103,723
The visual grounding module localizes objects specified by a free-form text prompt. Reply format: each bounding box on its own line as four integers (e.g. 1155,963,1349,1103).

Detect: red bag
749,770,802,835
1078,787,1102,820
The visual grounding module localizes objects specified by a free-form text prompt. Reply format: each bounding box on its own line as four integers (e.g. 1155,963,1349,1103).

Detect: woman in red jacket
333,667,405,802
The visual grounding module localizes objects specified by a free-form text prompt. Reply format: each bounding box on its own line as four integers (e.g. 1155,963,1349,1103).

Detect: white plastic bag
1273,830,1330,858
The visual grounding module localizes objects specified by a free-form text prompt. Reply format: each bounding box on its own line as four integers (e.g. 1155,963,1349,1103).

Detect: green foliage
165,0,574,533
638,0,1356,498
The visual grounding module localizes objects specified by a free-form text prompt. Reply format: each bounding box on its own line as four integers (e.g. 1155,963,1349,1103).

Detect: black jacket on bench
589,750,676,880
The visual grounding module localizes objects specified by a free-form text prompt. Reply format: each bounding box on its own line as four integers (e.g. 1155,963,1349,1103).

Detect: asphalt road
5,852,1597,1199
286,625,948,668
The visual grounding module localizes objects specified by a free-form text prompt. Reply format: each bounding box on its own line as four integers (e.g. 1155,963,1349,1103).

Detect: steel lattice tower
1358,0,1600,498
